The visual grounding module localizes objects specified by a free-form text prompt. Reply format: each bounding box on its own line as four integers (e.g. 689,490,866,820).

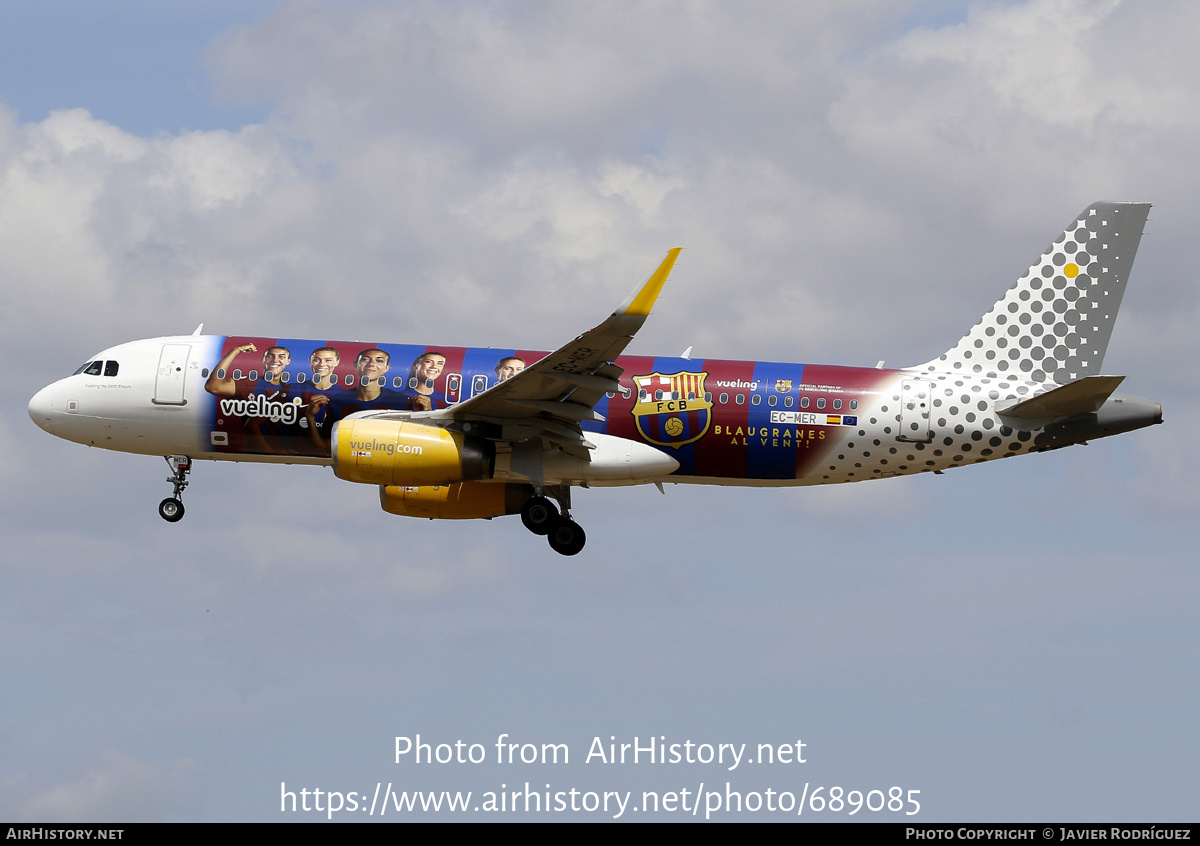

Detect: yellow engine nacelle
332,418,493,486
380,482,534,520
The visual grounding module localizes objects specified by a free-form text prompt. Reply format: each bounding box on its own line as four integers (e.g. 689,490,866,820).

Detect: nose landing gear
159,455,191,523
521,486,585,556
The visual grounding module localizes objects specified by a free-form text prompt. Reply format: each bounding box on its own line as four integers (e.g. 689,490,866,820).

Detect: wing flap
507,399,605,422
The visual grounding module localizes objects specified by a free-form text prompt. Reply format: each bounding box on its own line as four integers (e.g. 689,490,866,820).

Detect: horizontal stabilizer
997,375,1125,419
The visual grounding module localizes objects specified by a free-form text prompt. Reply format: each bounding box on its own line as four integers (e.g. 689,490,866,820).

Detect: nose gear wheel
159,455,191,522
158,498,185,522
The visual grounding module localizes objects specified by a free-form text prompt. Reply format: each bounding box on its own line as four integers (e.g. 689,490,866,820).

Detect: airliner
28,202,1162,555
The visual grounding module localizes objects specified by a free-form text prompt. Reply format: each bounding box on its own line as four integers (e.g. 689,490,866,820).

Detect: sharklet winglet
615,247,682,318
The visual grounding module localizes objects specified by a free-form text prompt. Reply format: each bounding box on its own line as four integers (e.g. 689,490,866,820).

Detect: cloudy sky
2,0,1197,822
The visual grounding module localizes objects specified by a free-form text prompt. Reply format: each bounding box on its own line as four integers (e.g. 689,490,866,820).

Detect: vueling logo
348,439,423,457
219,395,300,424
631,371,713,449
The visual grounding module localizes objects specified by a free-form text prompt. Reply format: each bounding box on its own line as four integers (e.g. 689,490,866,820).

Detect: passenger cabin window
719,393,729,404
232,369,243,380
785,396,794,408
817,398,826,409
249,370,259,382
768,395,777,407
280,371,290,383
800,396,809,408
703,392,712,403
296,372,307,383
751,394,761,406
850,400,858,410
736,394,745,405
345,375,355,386
393,377,403,389
833,399,841,410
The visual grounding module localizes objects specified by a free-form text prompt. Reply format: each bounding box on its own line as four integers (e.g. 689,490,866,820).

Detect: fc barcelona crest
631,371,713,449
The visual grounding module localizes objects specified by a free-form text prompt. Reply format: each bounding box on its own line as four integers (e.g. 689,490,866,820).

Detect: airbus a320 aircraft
28,202,1162,555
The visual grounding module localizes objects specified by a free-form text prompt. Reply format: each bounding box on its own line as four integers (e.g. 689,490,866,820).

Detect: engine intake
332,418,493,486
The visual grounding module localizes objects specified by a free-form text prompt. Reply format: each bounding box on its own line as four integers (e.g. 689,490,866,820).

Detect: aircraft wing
422,248,682,455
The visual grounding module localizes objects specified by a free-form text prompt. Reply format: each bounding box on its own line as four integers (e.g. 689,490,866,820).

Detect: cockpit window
75,360,119,376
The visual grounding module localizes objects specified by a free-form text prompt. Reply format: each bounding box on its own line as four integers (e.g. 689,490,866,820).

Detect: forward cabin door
897,378,934,443
153,344,191,405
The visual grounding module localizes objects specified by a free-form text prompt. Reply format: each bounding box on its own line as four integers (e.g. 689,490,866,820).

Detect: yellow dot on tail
1064,263,1079,277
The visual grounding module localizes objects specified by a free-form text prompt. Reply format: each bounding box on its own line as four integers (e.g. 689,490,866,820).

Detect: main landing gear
521,486,586,556
159,455,191,523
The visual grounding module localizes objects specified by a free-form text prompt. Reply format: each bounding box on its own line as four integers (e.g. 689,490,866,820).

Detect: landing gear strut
159,455,191,523
522,486,585,556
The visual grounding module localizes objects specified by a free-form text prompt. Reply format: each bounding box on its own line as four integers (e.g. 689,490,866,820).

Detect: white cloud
3,0,1191,372
148,127,286,213
15,750,198,822
0,107,306,351
830,0,1200,207
206,2,883,139
900,0,1125,128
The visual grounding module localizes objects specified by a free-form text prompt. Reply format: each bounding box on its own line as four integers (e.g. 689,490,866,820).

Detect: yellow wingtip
624,247,682,317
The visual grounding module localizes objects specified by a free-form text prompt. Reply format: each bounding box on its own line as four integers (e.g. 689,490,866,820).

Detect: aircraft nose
28,384,55,433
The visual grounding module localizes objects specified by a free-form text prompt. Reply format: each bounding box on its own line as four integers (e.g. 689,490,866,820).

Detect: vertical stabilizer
914,202,1150,383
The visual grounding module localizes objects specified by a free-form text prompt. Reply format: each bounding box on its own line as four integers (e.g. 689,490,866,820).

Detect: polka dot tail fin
916,202,1151,385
